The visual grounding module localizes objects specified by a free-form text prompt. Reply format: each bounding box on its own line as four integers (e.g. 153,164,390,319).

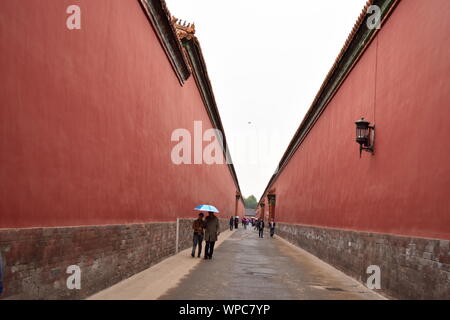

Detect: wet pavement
159,228,384,300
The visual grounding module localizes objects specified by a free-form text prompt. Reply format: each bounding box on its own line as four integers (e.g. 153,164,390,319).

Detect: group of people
191,211,220,259
253,218,276,238
228,216,253,230
228,216,276,238
191,213,277,260
228,216,240,230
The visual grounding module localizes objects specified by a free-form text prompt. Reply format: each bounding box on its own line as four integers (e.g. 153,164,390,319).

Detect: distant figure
204,211,220,259
229,216,234,231
258,219,265,238
234,216,239,229
269,219,276,238
191,213,205,258
254,219,259,230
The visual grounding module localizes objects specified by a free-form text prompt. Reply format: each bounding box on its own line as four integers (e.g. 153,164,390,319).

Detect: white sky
166,0,367,200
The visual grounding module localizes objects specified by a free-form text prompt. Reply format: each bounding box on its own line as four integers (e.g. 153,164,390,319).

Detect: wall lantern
355,118,375,157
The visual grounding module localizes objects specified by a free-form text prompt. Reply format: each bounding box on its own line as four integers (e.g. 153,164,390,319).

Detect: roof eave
139,0,191,85
182,37,243,198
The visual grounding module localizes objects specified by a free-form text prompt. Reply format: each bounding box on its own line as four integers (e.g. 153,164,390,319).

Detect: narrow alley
1,0,450,304
90,228,383,300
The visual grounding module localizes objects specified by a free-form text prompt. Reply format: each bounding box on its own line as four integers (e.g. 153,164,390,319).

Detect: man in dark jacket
192,213,205,258
229,216,234,231
258,219,265,238
204,211,220,259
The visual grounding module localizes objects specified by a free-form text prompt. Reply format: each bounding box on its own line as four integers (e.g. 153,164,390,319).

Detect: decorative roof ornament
172,16,196,40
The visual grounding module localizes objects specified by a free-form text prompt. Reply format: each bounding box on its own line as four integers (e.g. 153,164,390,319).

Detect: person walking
258,219,265,238
204,211,220,259
229,216,234,231
269,219,276,238
191,213,205,258
234,216,239,229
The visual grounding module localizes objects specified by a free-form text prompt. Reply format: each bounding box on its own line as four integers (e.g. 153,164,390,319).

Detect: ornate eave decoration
172,17,196,41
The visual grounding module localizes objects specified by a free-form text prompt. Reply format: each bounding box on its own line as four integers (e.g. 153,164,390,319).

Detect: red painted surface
237,199,245,218
269,0,450,240
0,0,239,228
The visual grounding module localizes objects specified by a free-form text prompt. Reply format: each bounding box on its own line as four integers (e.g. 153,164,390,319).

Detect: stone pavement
160,228,385,300
90,227,385,300
88,228,236,300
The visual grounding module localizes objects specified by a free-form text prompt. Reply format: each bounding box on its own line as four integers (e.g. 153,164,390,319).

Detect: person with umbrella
194,205,220,260
204,211,220,259
191,212,205,258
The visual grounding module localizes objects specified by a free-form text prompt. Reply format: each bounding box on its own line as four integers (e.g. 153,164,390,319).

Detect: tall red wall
271,0,450,240
0,0,238,228
237,198,245,217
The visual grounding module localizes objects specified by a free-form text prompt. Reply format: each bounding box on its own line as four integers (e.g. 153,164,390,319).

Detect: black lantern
355,118,375,157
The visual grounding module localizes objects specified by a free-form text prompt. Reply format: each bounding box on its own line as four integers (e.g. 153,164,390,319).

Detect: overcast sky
166,0,367,200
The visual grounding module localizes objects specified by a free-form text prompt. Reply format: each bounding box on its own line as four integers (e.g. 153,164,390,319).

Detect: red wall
270,0,450,240
0,0,239,228
238,198,245,217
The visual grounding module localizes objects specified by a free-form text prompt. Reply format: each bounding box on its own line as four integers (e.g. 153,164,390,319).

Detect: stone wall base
0,218,228,299
277,223,450,299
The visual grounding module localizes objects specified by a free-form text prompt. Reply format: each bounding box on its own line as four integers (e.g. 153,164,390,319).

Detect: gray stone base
0,218,228,300
276,223,450,299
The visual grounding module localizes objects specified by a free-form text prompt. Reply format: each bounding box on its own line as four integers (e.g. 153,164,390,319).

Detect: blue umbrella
194,204,219,213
